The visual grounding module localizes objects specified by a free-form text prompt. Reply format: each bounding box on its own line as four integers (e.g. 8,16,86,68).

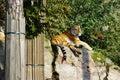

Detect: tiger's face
71,25,82,36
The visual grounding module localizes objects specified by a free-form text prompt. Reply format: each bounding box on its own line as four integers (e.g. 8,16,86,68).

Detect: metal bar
5,32,25,35
26,64,44,66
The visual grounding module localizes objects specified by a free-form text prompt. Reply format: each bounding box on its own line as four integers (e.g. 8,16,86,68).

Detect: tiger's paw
74,44,83,48
76,48,82,54
87,47,93,51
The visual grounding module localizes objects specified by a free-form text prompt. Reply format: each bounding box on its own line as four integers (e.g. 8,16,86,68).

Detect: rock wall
45,39,120,80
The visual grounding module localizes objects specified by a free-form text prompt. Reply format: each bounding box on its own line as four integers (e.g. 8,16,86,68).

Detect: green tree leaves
0,0,5,25
46,0,72,36
24,1,45,39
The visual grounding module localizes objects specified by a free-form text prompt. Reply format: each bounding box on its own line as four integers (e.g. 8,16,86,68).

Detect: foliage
24,0,120,39
24,0,45,39
91,51,105,63
0,0,5,25
67,0,119,45
97,49,120,66
106,53,120,66
45,0,73,37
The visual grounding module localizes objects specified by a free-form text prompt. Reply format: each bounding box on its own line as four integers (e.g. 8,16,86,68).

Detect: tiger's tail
59,46,67,63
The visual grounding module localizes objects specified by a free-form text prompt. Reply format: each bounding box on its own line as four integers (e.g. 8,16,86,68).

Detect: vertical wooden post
39,34,44,80
39,0,46,79
5,0,26,80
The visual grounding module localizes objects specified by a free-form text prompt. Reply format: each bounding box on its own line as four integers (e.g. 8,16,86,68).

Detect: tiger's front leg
75,40,92,51
62,41,82,54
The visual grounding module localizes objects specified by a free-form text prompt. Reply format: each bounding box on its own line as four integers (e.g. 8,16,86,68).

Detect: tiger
50,25,92,78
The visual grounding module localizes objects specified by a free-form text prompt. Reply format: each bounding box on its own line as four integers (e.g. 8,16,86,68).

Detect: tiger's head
71,25,82,36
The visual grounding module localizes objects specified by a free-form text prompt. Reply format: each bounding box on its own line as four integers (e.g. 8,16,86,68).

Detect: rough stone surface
45,39,120,80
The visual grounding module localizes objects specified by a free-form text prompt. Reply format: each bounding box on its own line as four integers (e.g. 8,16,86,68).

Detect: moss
91,52,105,63
45,46,50,49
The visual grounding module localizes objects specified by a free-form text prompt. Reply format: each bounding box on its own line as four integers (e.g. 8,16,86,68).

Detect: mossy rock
91,52,105,63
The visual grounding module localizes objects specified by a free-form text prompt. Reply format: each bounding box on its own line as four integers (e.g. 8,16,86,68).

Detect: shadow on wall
81,47,90,80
